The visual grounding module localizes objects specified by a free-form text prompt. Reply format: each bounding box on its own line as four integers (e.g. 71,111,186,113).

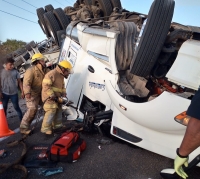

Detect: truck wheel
92,0,113,18
14,48,26,56
79,0,92,5
53,8,71,30
45,4,54,12
37,8,51,37
44,11,61,45
130,0,175,78
25,41,36,51
111,21,137,71
110,0,122,9
57,30,66,47
84,0,92,5
79,0,84,4
25,44,32,51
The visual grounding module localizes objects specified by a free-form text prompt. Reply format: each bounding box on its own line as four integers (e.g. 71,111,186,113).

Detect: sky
0,0,200,43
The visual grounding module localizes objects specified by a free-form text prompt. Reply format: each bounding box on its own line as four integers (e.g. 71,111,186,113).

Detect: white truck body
58,21,200,165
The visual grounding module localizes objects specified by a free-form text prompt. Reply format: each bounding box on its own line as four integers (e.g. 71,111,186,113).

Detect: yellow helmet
31,53,45,63
58,60,73,73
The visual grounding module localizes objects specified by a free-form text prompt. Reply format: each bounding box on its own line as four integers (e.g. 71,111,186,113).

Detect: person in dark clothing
174,88,200,178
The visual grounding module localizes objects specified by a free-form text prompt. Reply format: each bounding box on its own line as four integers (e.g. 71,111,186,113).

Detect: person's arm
23,68,34,99
17,78,24,99
62,81,66,97
179,117,200,156
174,117,200,179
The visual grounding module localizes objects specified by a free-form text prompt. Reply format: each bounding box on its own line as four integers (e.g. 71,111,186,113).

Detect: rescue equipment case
47,131,86,162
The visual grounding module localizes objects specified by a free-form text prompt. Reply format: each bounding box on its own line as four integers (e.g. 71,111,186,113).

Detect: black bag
23,144,56,168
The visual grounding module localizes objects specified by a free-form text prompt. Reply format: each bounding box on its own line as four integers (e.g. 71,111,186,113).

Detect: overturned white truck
12,39,60,78
49,0,200,165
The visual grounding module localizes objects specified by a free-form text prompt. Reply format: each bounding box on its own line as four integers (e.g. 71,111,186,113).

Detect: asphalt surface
0,99,200,179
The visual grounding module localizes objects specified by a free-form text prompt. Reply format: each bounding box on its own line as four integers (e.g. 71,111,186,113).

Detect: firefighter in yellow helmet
20,53,50,134
41,60,73,135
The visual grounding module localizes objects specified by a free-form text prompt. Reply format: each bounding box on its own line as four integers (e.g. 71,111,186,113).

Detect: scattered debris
76,118,83,122
96,138,112,145
37,167,63,176
0,149,7,158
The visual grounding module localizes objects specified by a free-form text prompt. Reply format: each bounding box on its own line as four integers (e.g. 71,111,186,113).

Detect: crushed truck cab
58,0,200,165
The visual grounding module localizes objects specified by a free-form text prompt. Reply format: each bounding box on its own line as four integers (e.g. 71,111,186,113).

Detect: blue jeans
2,93,23,121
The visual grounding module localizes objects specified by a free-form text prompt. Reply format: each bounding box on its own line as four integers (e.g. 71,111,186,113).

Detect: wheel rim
47,25,56,42
41,23,45,32
50,29,55,41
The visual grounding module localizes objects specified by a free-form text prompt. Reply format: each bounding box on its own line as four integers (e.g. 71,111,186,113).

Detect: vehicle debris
37,167,63,176
96,138,112,145
0,149,7,158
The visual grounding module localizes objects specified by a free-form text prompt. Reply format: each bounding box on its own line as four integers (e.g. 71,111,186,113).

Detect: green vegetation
0,39,26,68
0,39,26,54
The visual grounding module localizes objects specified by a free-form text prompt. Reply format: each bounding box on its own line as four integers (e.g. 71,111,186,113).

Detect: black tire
13,48,26,56
25,44,32,51
44,11,61,45
79,0,84,4
130,0,175,77
30,41,37,48
45,4,54,12
110,0,122,9
37,8,51,37
57,30,66,47
111,21,137,71
53,8,71,30
84,0,92,5
92,0,113,18
79,0,92,5
25,41,36,51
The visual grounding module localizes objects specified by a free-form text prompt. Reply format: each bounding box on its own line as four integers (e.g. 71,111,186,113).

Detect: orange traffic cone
0,101,15,137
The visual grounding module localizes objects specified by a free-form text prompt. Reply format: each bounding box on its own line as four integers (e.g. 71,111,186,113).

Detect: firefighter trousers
41,105,63,134
20,96,40,131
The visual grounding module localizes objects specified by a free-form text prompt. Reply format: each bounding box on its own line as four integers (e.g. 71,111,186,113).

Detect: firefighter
41,60,73,135
20,53,49,135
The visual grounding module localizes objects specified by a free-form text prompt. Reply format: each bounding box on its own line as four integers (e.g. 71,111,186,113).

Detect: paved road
0,99,200,179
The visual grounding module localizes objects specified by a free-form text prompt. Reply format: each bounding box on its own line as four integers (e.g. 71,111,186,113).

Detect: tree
0,39,26,70
1,39,26,54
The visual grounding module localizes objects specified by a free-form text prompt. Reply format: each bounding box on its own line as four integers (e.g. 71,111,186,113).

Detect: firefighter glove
174,148,189,179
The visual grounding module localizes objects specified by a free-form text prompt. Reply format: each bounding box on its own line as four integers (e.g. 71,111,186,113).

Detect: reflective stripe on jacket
42,66,66,108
